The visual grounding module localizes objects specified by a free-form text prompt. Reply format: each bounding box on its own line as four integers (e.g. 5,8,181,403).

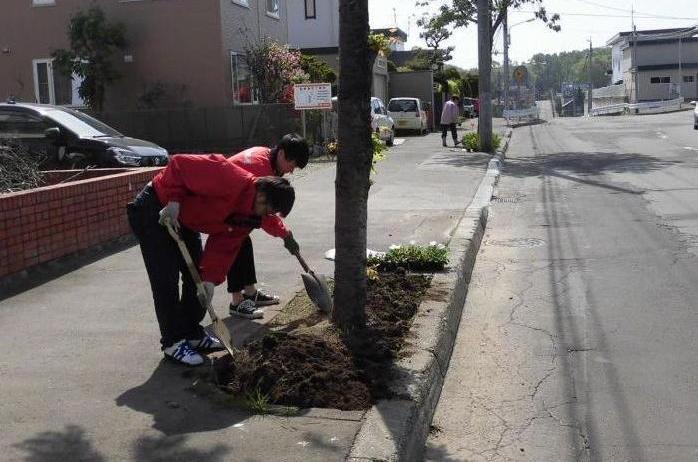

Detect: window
0,111,49,139
266,0,279,17
305,0,315,19
684,75,695,83
650,76,671,84
32,0,55,6
32,59,84,106
231,53,256,105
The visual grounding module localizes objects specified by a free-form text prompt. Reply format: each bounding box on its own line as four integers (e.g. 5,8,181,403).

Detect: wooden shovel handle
294,251,311,273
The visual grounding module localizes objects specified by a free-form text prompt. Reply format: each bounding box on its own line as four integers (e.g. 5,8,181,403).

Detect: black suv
0,102,168,168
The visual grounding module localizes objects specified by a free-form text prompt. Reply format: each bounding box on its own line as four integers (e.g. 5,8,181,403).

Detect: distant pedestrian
440,95,461,147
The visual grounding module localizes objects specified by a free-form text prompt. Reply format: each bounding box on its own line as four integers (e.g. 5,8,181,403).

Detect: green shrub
461,132,502,152
367,242,449,272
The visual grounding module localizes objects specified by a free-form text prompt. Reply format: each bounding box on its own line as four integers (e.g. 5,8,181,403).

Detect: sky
368,0,698,69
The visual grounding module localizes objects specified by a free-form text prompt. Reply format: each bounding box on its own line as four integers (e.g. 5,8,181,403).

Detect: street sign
513,66,528,83
293,83,332,110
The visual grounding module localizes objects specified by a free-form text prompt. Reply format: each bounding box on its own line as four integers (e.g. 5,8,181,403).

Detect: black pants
227,236,257,293
441,123,458,142
127,185,206,348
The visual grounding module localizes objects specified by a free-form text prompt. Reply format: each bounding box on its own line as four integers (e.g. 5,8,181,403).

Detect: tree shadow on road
505,151,679,178
133,434,229,462
502,151,680,195
14,424,234,462
13,425,105,462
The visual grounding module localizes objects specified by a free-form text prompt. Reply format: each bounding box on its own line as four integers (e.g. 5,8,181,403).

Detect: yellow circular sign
513,66,528,83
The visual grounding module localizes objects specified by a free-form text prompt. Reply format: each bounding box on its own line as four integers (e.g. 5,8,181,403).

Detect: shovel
294,250,333,314
164,221,236,358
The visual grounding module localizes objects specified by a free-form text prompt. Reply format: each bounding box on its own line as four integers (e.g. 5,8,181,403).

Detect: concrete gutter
347,128,513,461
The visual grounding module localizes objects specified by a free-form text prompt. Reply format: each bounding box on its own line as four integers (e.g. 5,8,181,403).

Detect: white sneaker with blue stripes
163,339,204,366
188,332,225,351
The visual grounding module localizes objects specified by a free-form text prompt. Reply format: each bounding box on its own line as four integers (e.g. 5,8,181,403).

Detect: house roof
607,27,698,46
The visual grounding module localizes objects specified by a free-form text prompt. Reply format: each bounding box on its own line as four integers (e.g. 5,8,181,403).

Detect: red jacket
152,154,261,284
231,147,290,239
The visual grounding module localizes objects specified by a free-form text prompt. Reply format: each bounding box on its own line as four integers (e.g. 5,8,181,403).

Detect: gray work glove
159,201,181,231
200,281,215,306
283,232,300,255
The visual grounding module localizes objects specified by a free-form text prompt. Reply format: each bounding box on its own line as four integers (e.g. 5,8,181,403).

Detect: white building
607,27,698,102
286,0,389,101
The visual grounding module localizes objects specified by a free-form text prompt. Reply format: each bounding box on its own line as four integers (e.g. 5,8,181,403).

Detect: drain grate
492,196,520,203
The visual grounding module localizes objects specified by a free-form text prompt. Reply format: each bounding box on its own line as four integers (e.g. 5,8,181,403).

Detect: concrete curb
346,128,512,462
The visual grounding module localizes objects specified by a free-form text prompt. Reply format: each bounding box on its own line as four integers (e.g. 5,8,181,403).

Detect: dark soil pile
214,271,431,410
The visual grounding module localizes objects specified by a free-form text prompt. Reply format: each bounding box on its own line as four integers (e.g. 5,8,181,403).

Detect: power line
511,10,698,21
571,0,696,21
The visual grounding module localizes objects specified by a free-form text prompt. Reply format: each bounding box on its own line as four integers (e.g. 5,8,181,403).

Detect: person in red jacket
227,133,309,319
127,154,295,366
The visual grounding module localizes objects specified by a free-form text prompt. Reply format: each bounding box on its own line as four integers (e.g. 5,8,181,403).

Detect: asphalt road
425,109,698,461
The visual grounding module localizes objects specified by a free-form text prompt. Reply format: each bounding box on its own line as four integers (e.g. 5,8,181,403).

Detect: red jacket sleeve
199,232,246,285
261,215,290,238
156,154,252,203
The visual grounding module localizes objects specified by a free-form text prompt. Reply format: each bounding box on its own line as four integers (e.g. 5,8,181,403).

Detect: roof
607,26,698,46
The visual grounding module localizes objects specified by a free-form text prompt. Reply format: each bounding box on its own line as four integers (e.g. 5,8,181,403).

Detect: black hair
451,95,460,101
271,133,309,169
255,176,295,217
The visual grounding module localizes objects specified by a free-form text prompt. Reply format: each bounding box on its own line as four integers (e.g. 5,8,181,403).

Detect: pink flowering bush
245,38,309,103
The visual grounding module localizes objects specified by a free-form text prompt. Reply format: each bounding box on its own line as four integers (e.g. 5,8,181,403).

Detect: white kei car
388,97,429,135
330,96,395,146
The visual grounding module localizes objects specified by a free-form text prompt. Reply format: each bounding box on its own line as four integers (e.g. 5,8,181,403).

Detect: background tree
244,38,309,103
334,0,373,330
418,0,560,151
52,6,126,112
300,55,337,83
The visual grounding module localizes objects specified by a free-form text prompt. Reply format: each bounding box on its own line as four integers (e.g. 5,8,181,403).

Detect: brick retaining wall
0,168,161,278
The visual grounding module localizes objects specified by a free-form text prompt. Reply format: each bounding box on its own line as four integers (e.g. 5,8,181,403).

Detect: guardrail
590,97,683,116
503,106,540,122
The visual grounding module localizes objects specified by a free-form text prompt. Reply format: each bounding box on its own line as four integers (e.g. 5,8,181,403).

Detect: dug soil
209,271,430,411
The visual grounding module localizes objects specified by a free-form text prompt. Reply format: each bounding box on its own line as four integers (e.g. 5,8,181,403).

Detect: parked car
462,97,479,118
0,102,169,169
388,97,428,135
330,96,395,146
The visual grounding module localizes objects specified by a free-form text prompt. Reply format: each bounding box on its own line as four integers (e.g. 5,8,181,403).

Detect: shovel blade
301,272,333,314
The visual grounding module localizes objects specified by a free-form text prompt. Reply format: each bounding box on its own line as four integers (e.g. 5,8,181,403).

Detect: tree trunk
333,0,372,329
477,0,493,152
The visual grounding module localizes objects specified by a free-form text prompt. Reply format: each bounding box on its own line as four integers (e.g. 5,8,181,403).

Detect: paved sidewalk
1,129,494,461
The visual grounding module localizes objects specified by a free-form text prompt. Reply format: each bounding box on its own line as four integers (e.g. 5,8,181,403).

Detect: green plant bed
367,242,449,272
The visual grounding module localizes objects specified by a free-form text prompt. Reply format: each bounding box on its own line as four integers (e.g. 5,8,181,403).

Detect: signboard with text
293,83,332,110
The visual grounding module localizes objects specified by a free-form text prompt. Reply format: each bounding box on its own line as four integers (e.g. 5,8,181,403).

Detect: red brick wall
0,168,162,278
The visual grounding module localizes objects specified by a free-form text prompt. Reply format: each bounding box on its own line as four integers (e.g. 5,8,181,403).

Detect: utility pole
503,9,509,112
587,37,594,115
632,24,638,104
477,0,492,152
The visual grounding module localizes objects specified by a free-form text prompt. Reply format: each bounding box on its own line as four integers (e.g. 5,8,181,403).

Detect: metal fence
90,104,306,153
590,97,683,116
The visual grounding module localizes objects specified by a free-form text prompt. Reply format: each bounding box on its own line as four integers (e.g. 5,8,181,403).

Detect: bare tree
333,0,373,330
